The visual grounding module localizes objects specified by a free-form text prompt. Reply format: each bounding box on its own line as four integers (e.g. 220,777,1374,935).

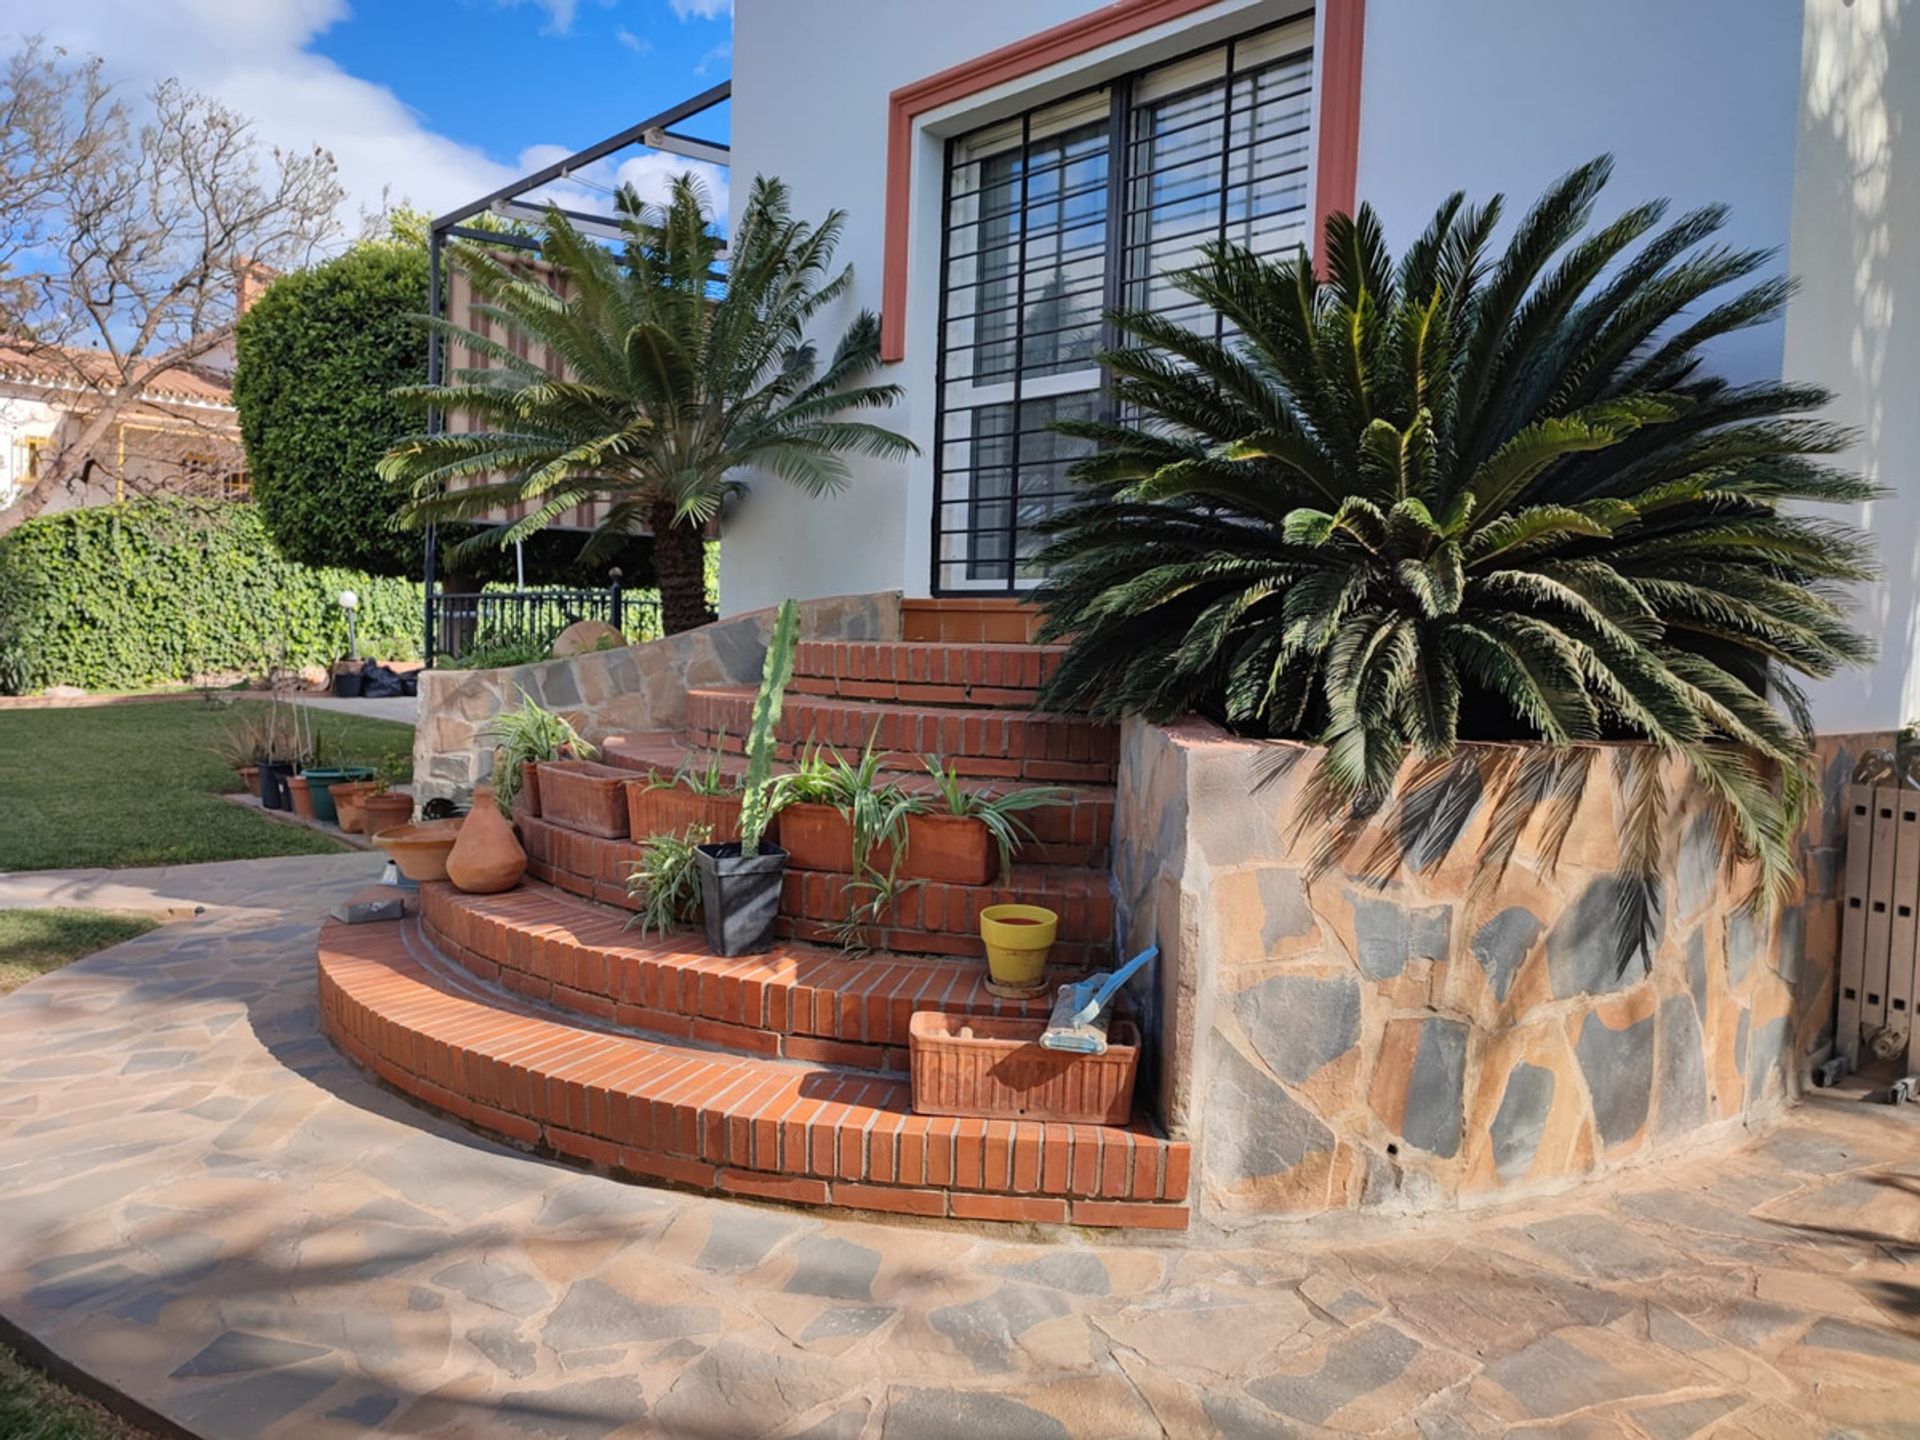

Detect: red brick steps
318,904,1190,1228
519,813,1114,965
778,864,1111,967
792,640,1068,708
686,686,1118,784
419,881,1066,1072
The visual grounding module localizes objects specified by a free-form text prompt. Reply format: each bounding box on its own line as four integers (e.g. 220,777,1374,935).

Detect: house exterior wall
723,0,1814,614
0,382,247,520
1786,0,1919,735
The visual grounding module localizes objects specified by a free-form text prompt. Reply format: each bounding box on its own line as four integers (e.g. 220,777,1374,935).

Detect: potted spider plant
626,823,712,937
479,692,595,819
627,738,748,843
904,757,1066,886
692,600,798,956
772,733,911,874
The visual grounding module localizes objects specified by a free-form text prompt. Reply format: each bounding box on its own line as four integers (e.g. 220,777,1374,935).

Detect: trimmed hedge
0,501,421,694
233,240,427,577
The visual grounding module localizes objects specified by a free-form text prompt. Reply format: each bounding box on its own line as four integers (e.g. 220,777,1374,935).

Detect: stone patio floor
1,854,1917,1439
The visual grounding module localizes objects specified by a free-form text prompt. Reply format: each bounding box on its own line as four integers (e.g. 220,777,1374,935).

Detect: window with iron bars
932,16,1315,593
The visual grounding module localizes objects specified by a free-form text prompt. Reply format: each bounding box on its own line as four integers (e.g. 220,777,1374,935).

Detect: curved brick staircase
317,635,1190,1229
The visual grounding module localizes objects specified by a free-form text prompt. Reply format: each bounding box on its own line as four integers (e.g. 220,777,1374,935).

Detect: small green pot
302,766,376,826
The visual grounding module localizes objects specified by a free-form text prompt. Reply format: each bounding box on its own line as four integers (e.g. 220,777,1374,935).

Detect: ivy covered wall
0,500,421,694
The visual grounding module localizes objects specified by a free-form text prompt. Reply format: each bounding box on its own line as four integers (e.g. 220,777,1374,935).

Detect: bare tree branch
0,39,344,524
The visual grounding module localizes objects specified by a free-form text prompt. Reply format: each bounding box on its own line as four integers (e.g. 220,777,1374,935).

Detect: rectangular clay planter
627,782,747,844
518,760,542,819
536,759,632,838
908,1012,1140,1125
777,802,895,874
901,812,996,886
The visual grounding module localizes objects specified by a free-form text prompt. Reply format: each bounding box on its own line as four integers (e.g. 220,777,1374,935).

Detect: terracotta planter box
517,760,542,819
536,759,632,838
776,802,854,871
908,1012,1140,1125
775,802,897,874
901,812,997,886
628,783,747,844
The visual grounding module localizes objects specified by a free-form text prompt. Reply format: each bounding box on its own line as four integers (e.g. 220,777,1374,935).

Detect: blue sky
0,0,735,228
311,0,733,180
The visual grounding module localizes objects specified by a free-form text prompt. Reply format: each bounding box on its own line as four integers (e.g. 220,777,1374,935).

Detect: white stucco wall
727,0,1815,619
1786,0,1918,735
724,0,1111,617
1354,0,1805,388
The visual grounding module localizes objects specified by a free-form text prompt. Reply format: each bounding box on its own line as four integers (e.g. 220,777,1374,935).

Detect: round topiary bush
234,240,428,577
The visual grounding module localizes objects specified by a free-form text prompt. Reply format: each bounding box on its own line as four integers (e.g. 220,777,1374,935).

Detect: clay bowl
372,820,463,883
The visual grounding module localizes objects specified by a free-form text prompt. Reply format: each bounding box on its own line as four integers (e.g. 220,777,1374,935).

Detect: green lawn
0,699,414,871
0,1346,151,1439
0,909,162,997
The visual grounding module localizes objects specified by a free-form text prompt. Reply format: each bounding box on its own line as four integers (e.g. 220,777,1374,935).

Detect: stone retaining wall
412,593,899,807
1114,717,1875,1228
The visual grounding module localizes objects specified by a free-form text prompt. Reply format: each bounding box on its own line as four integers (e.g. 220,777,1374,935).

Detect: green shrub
0,500,420,694
234,240,428,577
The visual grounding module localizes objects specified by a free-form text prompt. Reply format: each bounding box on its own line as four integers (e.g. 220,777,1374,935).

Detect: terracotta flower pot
536,759,632,838
373,820,462,883
627,783,747,844
331,781,378,834
908,1012,1140,1125
447,785,527,894
360,791,414,837
236,763,260,793
901,812,996,886
286,774,316,820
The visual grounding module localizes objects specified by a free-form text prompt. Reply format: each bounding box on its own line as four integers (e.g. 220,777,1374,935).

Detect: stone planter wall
412,593,899,808
1113,717,1880,1228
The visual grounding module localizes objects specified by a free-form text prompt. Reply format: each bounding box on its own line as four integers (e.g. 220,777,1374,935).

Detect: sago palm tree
1036,157,1875,961
380,174,914,633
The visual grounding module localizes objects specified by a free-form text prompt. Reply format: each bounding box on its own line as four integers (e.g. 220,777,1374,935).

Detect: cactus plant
739,597,798,857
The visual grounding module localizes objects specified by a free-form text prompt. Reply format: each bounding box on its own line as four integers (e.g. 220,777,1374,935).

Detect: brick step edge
789,639,1067,709
318,912,1190,1228
686,687,1118,785
418,882,1070,1070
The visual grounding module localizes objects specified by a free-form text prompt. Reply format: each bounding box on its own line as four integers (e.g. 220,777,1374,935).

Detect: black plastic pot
693,841,788,956
258,760,295,811
331,667,365,698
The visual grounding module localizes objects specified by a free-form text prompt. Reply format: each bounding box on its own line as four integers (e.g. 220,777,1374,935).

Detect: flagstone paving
1,853,1917,1438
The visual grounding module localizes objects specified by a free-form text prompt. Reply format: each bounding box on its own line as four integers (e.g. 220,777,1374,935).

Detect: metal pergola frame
421,82,731,663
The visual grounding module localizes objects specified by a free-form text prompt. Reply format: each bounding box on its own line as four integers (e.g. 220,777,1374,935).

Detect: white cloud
615,26,651,55
669,0,731,19
2,0,515,232
0,0,725,247
694,40,731,76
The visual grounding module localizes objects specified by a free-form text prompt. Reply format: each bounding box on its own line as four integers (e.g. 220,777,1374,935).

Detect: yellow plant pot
979,903,1058,996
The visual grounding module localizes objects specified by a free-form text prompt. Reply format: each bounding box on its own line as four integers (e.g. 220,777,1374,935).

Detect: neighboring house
0,342,250,527
717,0,1913,738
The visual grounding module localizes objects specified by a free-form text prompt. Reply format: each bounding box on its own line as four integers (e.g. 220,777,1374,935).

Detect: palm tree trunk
650,500,714,634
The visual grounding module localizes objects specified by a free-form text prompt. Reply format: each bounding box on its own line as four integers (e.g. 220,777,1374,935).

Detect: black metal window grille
931,16,1315,593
